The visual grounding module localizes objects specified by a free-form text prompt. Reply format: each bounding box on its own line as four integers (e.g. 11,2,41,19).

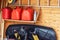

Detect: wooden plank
30,0,38,6
50,0,58,6
40,0,48,6
1,20,4,40
2,0,6,8
0,10,1,40
4,19,35,24
0,0,1,9
22,0,28,5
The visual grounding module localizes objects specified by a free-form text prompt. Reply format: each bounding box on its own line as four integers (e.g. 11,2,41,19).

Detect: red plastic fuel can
11,6,22,20
2,7,12,19
21,7,34,21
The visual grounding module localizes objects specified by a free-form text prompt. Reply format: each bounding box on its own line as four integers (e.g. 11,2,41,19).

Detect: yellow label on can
32,34,39,40
14,33,21,40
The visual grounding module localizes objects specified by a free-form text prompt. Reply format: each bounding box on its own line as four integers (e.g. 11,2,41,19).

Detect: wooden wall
36,7,60,40
0,1,1,8
1,0,60,40
0,2,1,28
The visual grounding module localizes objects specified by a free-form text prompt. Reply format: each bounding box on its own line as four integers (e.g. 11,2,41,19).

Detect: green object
8,0,16,4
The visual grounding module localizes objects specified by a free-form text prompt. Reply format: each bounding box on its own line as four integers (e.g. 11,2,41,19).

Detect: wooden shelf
3,19,35,24
8,4,60,8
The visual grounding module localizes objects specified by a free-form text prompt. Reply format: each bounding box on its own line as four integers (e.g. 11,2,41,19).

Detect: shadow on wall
36,7,42,23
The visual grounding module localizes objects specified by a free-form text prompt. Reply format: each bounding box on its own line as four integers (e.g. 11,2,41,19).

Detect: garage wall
1,0,60,40
36,8,60,40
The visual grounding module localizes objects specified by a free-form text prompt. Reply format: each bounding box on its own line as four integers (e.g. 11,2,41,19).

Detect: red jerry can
11,7,22,20
2,7,12,19
21,7,34,21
